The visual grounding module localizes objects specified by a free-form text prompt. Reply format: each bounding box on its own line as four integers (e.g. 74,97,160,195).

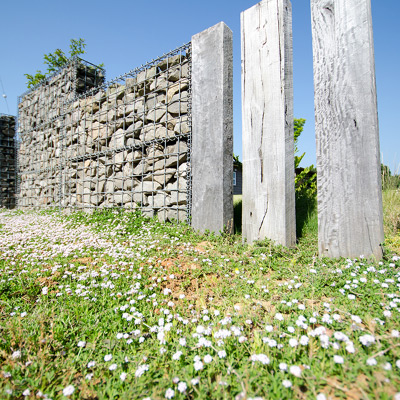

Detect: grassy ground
0,195,399,399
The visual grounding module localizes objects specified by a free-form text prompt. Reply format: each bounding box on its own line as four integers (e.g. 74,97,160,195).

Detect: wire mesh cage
17,44,192,223
0,114,17,208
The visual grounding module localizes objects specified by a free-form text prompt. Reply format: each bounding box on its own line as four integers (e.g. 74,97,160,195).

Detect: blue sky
1,0,399,172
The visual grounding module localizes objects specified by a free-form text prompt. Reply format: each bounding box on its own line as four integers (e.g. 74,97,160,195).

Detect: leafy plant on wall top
24,38,93,89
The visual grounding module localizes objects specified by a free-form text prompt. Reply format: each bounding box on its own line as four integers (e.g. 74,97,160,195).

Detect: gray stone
137,67,157,85
133,192,148,205
146,106,166,123
170,191,187,206
174,119,189,135
109,129,125,148
140,181,162,193
157,55,183,71
167,100,188,116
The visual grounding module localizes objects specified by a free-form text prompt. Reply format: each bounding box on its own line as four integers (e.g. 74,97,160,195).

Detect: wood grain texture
191,22,234,234
241,0,296,246
311,0,384,259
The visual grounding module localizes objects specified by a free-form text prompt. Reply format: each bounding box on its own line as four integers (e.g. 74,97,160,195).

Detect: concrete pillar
191,22,234,234
311,0,384,259
241,0,296,246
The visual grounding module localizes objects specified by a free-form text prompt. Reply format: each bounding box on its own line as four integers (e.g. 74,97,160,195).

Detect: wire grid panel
0,114,17,208
17,59,105,208
61,44,191,222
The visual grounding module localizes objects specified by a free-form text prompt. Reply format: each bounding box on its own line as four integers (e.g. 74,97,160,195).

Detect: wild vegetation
24,39,102,89
0,183,399,399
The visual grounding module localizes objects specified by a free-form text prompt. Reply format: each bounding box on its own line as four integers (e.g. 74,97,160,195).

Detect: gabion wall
17,45,191,222
0,114,16,208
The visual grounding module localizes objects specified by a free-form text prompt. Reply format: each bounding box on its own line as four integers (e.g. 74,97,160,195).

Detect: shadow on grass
233,193,317,239
233,195,242,234
296,193,317,240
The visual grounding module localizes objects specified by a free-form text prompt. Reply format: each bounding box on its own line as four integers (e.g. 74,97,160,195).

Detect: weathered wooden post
311,0,384,259
241,0,296,246
191,22,234,234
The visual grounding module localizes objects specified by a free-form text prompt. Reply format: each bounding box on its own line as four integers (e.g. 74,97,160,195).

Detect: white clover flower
263,337,277,347
333,355,344,364
109,363,118,371
392,330,400,338
196,325,205,334
42,286,48,295
120,372,127,381
250,354,270,365
366,358,377,366
177,382,187,393
62,385,75,396
289,365,302,377
359,334,375,347
22,389,30,396
194,360,204,371
383,310,392,318
104,354,112,362
218,350,227,358
77,341,86,348
85,373,93,380
191,378,200,385
346,341,355,354
351,315,362,324
287,326,295,333
11,350,21,359
396,360,400,369
383,362,392,370
300,336,309,346
275,313,284,321
165,388,175,399
87,361,96,368
135,364,149,377
204,354,213,363
238,336,247,343
282,379,292,388
319,334,330,349
334,332,349,342
316,394,327,400
172,351,182,360
265,325,273,332
279,362,288,371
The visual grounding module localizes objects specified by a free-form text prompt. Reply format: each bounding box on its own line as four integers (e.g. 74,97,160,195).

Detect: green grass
0,206,399,399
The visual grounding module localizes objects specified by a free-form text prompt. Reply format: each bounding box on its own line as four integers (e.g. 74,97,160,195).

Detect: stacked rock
0,114,16,208
18,59,105,210
18,48,191,222
18,59,105,131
